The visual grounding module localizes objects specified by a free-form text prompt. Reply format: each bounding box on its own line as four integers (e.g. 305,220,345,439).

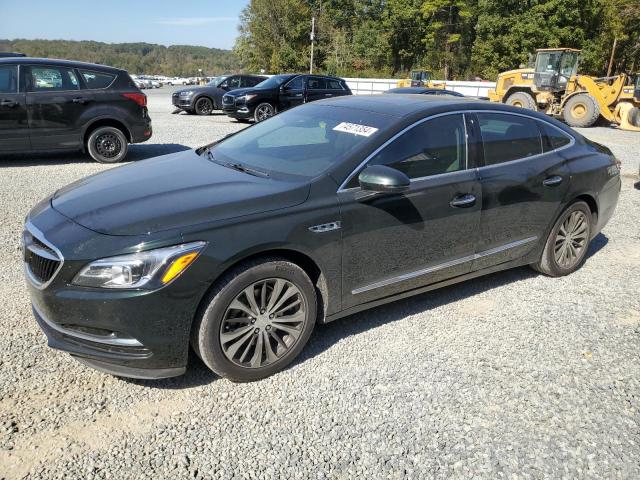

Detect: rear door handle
450,193,476,208
0,99,17,107
543,175,563,186
71,97,89,104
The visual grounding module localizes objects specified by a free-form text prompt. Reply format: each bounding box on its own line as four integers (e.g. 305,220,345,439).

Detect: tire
532,201,592,277
192,258,317,382
194,96,214,115
629,107,640,127
86,126,128,164
505,91,538,110
254,102,275,122
563,94,600,127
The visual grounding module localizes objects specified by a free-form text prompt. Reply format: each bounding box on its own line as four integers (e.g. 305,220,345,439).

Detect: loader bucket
613,103,640,131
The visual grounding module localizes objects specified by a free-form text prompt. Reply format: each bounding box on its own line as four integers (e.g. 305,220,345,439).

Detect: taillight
122,92,147,107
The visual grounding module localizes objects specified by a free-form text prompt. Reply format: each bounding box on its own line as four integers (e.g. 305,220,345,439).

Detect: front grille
23,229,62,287
222,95,234,105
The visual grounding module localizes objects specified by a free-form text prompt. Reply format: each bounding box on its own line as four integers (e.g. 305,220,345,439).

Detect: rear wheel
505,92,537,110
192,258,317,382
254,103,275,122
86,126,128,163
194,97,214,115
532,201,592,277
628,107,640,127
563,94,600,127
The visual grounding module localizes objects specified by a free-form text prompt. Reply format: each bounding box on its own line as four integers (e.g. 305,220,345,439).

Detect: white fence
343,77,496,98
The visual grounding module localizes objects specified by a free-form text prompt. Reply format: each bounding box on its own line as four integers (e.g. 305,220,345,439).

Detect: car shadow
0,143,191,167
126,232,610,390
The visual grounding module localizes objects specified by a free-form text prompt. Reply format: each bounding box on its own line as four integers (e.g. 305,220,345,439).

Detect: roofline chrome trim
352,236,538,295
337,108,576,192
24,220,64,290
33,304,143,347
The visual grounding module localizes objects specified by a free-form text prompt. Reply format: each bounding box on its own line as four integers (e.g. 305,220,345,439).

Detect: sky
0,0,250,50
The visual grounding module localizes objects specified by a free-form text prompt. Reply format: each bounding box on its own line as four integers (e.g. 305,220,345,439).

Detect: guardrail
343,78,496,98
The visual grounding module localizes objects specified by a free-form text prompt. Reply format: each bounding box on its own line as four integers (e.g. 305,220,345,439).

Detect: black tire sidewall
86,127,128,163
195,260,317,382
195,97,213,115
540,201,592,276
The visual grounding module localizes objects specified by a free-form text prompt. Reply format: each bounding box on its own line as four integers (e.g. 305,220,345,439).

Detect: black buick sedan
23,95,620,382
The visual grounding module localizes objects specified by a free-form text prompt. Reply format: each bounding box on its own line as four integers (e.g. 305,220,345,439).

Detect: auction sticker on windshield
333,122,379,137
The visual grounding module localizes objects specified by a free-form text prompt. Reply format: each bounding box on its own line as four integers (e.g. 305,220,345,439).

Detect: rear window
0,65,17,93
307,77,327,90
538,120,572,151
477,113,543,165
80,70,116,89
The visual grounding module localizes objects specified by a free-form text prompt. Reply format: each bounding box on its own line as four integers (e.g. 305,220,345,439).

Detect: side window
326,79,343,90
307,77,327,90
29,66,79,92
477,113,542,165
355,114,466,184
227,76,241,89
284,76,304,90
538,121,572,151
0,65,18,93
79,70,115,89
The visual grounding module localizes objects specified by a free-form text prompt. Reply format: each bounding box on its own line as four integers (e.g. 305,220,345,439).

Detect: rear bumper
130,116,152,143
593,174,621,235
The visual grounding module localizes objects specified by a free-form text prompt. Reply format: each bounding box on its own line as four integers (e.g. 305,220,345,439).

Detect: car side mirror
357,165,410,196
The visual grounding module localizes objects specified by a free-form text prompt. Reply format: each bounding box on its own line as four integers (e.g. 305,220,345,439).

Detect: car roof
0,57,122,72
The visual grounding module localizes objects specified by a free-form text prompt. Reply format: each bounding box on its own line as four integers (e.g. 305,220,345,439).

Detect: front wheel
194,97,214,115
86,126,128,163
532,201,592,277
254,102,275,122
192,258,317,382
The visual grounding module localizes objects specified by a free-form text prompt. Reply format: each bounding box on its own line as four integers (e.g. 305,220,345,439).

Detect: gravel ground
1,88,639,480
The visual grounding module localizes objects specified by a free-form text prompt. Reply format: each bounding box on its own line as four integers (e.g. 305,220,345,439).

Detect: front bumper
24,205,204,380
222,106,252,119
172,94,194,109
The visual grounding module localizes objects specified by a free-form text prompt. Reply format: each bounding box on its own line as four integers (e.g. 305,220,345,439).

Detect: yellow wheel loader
397,70,445,89
488,48,640,130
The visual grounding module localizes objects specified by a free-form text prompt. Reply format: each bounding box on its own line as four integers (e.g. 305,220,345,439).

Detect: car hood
177,86,215,94
224,87,263,97
51,149,309,236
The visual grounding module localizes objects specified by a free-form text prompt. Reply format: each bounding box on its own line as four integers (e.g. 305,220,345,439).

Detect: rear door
25,65,91,150
471,111,571,270
305,76,332,103
0,63,29,152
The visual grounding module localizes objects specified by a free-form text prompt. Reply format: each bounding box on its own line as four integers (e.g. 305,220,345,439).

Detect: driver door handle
0,99,17,107
542,175,563,186
450,194,476,208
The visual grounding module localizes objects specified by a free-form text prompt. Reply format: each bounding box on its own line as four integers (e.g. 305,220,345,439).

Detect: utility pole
607,37,618,77
310,16,316,74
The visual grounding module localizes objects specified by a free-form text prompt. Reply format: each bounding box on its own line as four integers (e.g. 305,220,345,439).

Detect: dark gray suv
0,57,152,163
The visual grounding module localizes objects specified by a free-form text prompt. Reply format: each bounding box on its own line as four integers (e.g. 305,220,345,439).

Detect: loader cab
410,70,432,87
534,48,580,92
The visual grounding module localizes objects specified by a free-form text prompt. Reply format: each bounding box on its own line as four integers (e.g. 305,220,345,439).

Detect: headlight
179,90,194,96
72,242,206,290
238,94,258,102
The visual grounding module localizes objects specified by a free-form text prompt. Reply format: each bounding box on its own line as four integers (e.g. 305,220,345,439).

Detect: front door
25,65,91,150
0,64,29,152
471,111,571,270
338,113,482,308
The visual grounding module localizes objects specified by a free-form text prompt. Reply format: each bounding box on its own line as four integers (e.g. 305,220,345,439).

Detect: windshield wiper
225,162,270,178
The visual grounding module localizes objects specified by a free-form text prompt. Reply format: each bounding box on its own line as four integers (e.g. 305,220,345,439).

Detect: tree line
234,0,640,80
0,39,238,77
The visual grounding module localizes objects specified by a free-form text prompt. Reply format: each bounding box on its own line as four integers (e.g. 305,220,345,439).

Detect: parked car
23,95,620,382
172,74,267,115
0,52,26,58
222,73,352,122
0,57,151,162
386,86,464,96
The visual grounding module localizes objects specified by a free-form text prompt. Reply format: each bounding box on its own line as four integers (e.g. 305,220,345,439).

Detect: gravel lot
1,87,639,480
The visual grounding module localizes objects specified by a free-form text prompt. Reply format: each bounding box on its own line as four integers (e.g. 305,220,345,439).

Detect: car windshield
209,104,394,179
253,75,295,89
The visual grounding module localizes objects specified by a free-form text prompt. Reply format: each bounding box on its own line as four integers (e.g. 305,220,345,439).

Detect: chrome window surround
23,220,64,290
338,109,576,192
352,236,538,295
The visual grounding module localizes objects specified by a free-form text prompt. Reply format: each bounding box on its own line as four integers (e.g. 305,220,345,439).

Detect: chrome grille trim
23,221,64,290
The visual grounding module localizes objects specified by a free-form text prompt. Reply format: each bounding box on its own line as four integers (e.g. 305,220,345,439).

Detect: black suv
222,74,352,122
172,74,266,115
0,58,152,163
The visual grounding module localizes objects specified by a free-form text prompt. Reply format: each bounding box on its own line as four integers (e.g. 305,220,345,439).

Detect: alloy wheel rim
554,211,588,268
257,105,273,121
220,278,306,369
95,133,121,158
197,98,212,114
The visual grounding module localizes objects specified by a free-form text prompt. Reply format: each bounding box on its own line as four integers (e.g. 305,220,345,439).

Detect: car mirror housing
358,165,410,194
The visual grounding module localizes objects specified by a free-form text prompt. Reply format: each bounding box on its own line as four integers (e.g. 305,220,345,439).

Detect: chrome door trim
338,109,576,192
352,236,538,295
